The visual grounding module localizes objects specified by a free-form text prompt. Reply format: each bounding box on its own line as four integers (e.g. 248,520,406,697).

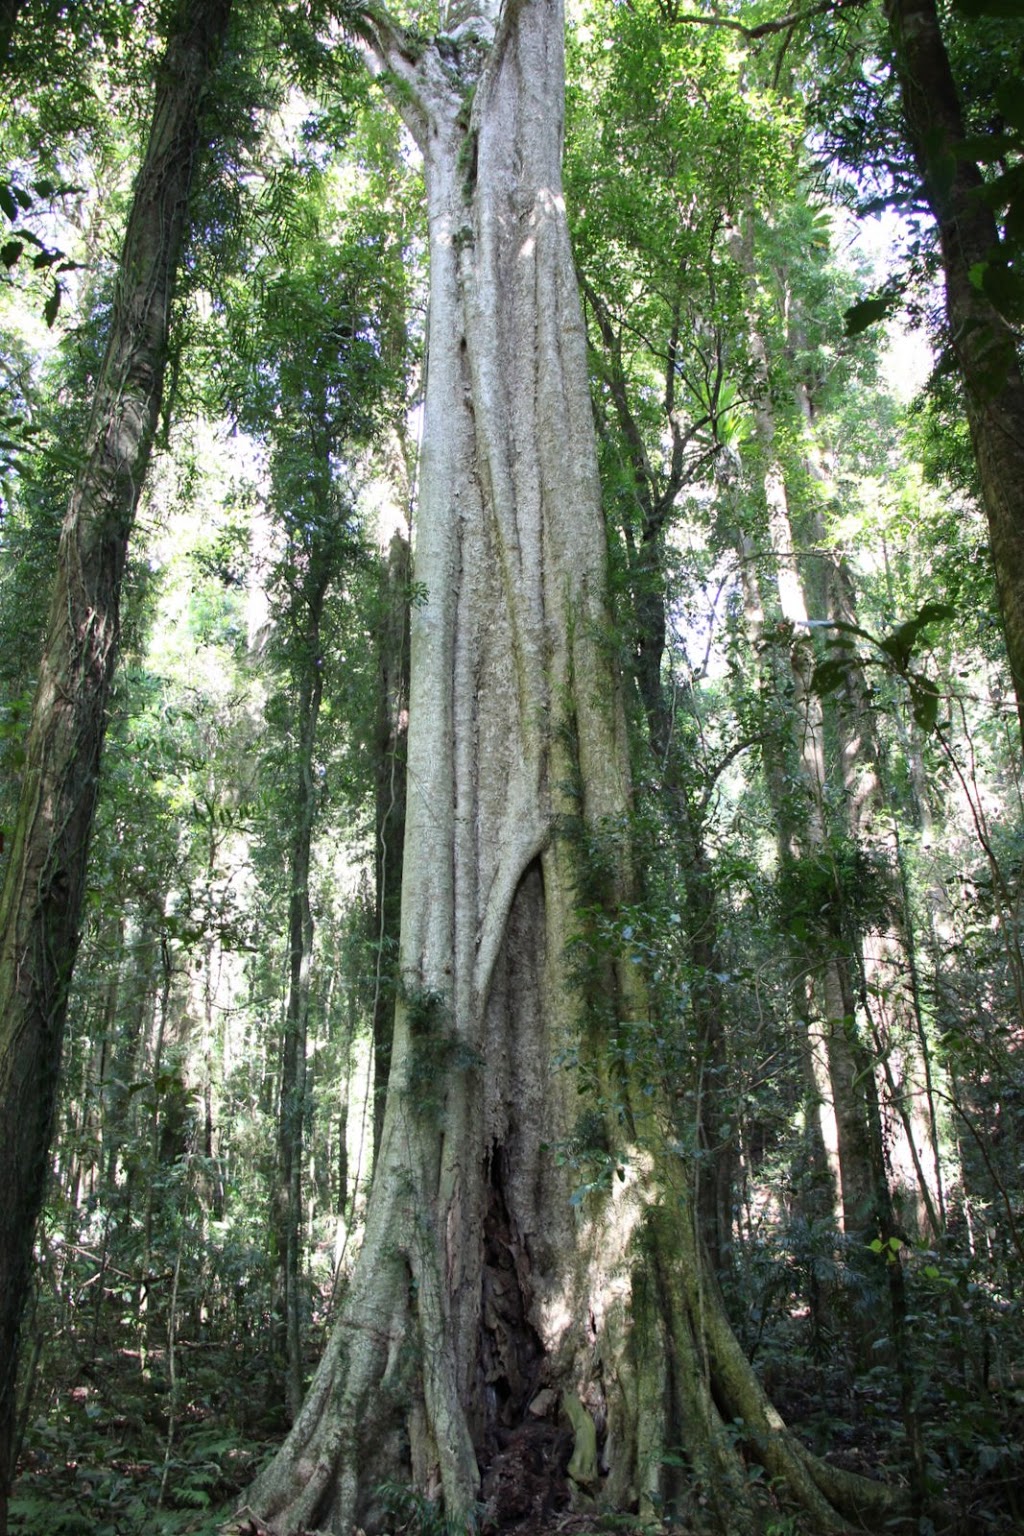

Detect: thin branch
669,0,867,43
579,272,658,518
696,734,761,818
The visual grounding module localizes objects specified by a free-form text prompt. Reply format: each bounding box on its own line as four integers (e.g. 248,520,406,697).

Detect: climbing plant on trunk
244,2,905,1533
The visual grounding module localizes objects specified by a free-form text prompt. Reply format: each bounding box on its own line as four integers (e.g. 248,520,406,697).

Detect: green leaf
877,602,954,673
928,150,957,205
844,292,898,337
823,617,875,644
0,182,16,220
810,657,853,697
1006,196,1024,246
975,163,1024,218
1,239,23,268
31,177,82,199
914,600,957,627
981,260,1024,321
959,132,1017,162
44,281,61,327
909,673,941,733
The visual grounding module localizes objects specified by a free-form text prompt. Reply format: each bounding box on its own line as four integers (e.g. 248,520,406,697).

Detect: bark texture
734,229,942,1243
0,1,232,1523
248,5,633,1526
372,529,411,1157
245,4,903,1531
885,0,1024,750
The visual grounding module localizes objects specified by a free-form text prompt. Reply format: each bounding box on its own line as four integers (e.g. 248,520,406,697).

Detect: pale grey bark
793,379,944,1238
275,555,329,1424
247,4,635,1526
245,5,904,1531
731,223,942,1242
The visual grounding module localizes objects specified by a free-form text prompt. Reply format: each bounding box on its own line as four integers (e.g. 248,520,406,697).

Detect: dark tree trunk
275,575,328,1423
0,0,23,69
372,529,410,1157
0,1,232,1523
885,0,1024,750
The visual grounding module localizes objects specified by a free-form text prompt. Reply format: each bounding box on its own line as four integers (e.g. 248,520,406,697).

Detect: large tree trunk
247,7,630,1526
244,4,902,1531
0,1,232,1525
885,0,1024,751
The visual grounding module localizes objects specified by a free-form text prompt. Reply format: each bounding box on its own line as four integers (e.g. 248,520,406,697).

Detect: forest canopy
1,0,1023,1534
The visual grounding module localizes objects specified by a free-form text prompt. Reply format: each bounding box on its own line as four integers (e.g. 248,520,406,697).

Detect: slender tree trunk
738,285,930,1502
733,285,885,1245
0,1,232,1523
372,529,410,1157
579,274,736,1279
732,519,854,1233
885,0,1024,751
737,234,941,1243
818,548,944,1238
791,373,944,1239
275,584,327,1423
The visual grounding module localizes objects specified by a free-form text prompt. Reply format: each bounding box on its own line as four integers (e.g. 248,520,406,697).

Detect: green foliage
401,984,481,1122
567,0,792,530
557,1106,627,1208
0,172,79,326
843,281,905,338
11,1403,265,1534
0,4,1022,1534
810,602,955,733
377,1480,480,1536
774,836,897,943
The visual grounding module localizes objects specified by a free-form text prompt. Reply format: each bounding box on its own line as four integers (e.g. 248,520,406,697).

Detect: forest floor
9,1320,1024,1536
